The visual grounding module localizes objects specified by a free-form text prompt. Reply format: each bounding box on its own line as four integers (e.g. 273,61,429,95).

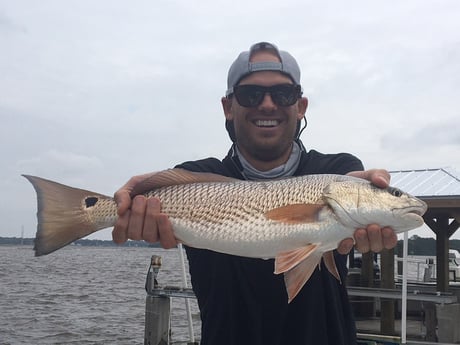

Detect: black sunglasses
231,84,302,107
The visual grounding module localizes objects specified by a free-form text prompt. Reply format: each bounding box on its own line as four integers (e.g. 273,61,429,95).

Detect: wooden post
361,252,374,288
380,248,395,335
424,214,460,292
424,302,438,342
359,252,375,316
144,295,171,345
436,223,449,292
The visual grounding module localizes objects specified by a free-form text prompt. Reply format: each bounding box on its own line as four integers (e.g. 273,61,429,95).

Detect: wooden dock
145,254,460,345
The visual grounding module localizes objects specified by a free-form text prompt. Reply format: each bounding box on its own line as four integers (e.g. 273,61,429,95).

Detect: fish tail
22,175,117,256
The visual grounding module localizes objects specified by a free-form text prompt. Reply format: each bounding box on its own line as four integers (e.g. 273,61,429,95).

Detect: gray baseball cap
225,42,301,96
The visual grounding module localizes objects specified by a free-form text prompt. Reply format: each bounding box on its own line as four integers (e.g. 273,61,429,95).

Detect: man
113,42,397,345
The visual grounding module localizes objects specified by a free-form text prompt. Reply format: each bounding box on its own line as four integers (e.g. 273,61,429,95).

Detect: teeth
255,120,279,127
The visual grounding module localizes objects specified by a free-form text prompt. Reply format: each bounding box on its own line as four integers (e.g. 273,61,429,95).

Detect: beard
234,125,296,163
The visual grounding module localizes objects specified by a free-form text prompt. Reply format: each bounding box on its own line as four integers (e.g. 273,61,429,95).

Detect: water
0,245,440,345
0,245,200,345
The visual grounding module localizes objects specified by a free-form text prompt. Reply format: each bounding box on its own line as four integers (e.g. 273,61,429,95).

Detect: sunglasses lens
234,86,265,107
270,85,300,106
233,84,300,107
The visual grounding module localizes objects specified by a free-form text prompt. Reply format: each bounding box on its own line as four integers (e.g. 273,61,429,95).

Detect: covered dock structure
391,167,460,292
353,168,460,343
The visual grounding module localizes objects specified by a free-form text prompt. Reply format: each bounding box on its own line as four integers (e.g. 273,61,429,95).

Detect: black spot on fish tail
85,197,98,208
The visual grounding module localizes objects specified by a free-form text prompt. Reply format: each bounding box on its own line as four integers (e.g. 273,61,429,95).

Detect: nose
258,92,277,110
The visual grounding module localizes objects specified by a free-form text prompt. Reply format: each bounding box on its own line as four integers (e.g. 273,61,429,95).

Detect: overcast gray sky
1,0,459,241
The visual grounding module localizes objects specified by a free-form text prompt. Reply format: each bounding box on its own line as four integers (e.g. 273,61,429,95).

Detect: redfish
24,169,426,302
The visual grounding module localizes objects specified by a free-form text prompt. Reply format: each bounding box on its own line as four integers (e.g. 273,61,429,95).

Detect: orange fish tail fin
22,175,116,256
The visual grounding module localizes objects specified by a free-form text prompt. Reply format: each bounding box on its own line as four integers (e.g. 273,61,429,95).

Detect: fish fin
282,249,323,303
131,168,238,196
22,175,113,256
322,251,342,282
274,243,320,274
264,204,325,224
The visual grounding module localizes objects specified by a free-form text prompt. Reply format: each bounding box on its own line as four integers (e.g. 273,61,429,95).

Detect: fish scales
143,175,339,254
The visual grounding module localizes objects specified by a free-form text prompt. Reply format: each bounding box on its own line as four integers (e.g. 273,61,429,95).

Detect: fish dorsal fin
322,251,341,282
265,204,324,224
131,168,238,195
275,244,322,303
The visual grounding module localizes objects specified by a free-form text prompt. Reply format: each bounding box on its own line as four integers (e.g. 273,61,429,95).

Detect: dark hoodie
176,144,363,345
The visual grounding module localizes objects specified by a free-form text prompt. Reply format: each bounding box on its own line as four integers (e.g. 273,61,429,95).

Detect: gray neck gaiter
236,142,301,181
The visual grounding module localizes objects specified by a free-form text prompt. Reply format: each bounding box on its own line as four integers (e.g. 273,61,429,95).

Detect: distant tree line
0,237,160,248
396,235,460,256
2,235,460,255
0,237,35,246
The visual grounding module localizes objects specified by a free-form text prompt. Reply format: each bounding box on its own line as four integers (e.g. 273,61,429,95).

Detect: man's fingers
112,174,177,248
142,197,161,243
382,227,398,249
367,224,384,253
142,197,177,248
114,190,132,216
347,169,390,188
337,238,354,255
353,225,397,254
112,210,130,244
114,173,156,216
353,228,370,253
157,214,177,249
127,195,147,241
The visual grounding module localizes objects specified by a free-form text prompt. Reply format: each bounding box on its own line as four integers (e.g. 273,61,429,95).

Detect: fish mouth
405,210,425,223
396,200,427,218
393,204,427,230
405,206,426,217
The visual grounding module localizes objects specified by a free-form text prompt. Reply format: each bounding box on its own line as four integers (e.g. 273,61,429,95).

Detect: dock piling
144,255,171,345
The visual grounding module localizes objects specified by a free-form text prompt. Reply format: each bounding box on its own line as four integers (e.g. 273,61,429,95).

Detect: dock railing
144,254,197,345
395,256,460,283
144,254,460,345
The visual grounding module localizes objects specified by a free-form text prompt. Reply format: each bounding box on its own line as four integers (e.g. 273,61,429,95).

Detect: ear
297,96,308,120
221,97,234,121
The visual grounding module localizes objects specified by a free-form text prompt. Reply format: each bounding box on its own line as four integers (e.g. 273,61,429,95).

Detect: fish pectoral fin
322,251,342,282
274,243,320,274
131,168,238,195
281,249,324,303
264,204,325,224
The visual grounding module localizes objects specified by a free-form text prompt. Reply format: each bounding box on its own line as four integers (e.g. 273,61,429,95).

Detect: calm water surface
1,245,436,345
0,245,200,345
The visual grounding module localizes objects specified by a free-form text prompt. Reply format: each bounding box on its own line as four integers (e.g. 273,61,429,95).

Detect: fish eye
388,187,403,197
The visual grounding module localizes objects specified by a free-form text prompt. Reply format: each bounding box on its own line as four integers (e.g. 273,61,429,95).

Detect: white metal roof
390,168,460,197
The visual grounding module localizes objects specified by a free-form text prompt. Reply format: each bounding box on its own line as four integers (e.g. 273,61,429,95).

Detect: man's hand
337,169,398,254
112,173,177,249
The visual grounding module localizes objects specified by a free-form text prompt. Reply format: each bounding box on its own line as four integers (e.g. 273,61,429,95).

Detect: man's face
223,52,307,164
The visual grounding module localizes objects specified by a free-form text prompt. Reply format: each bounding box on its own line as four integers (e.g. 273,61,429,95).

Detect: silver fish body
154,174,423,258
23,169,427,302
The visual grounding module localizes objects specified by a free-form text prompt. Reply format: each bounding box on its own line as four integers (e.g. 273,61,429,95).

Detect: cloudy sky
1,0,459,241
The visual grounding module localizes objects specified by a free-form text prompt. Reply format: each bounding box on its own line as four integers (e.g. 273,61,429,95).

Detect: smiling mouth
255,120,280,127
